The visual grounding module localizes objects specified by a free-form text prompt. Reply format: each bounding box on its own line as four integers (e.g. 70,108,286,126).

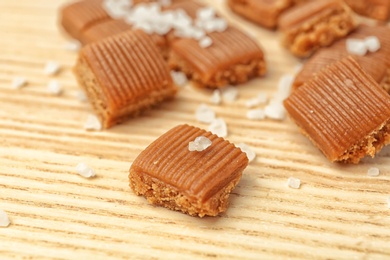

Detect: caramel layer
344,0,390,21
294,25,390,90
284,57,390,163
129,124,248,216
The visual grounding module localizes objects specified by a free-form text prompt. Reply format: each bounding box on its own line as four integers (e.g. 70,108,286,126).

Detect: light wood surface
1,0,390,259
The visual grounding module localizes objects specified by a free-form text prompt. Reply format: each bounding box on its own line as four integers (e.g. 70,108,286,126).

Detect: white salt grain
367,167,380,177
84,114,102,131
44,61,61,75
221,86,238,103
364,36,381,53
287,177,301,189
47,80,62,95
64,40,81,52
236,143,256,162
199,36,212,48
245,92,268,108
12,77,27,89
264,101,285,120
346,39,367,56
76,162,96,178
76,90,88,102
210,89,222,105
196,7,215,21
196,104,215,123
188,136,212,152
246,109,265,120
0,209,10,227
170,71,188,87
208,118,227,137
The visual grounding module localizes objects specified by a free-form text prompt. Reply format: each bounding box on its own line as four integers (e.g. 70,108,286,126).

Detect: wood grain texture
1,0,390,259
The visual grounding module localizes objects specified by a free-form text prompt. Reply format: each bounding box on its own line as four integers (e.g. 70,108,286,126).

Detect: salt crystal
47,80,62,95
221,86,238,103
0,209,10,227
64,40,81,52
276,74,294,101
210,89,222,105
44,61,61,75
346,39,367,56
170,71,188,87
84,114,102,131
76,162,96,178
364,36,381,53
188,136,212,152
195,104,215,123
212,18,228,32
208,118,227,137
245,93,268,108
367,167,380,177
199,36,212,48
236,143,256,162
12,77,27,89
287,177,301,189
76,90,88,102
196,7,215,21
293,63,303,74
247,109,265,120
264,101,285,120
133,22,154,34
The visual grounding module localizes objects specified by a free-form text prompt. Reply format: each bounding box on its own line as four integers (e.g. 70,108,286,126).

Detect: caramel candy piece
278,0,356,57
129,124,248,217
73,30,177,128
344,0,390,21
227,0,294,29
60,0,111,40
293,25,390,92
284,57,390,163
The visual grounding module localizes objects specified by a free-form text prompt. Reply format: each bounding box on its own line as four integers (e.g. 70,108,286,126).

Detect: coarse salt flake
199,36,212,48
364,36,381,53
236,143,256,162
12,77,27,89
47,80,62,95
188,136,212,152
264,101,285,120
84,114,102,131
208,118,227,137
76,162,96,178
196,7,215,21
64,40,81,52
247,109,265,120
245,92,268,108
44,61,61,76
221,86,238,103
287,177,301,189
346,39,367,56
170,71,188,87
195,104,215,123
0,209,10,227
76,90,88,102
367,167,380,177
210,89,222,105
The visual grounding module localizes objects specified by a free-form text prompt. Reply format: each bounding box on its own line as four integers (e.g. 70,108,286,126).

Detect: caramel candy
293,25,390,92
60,0,111,40
344,0,390,21
284,56,390,163
227,0,294,29
278,0,356,57
129,124,248,217
73,30,177,128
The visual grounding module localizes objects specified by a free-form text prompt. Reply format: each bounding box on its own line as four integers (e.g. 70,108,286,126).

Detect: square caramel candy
284,56,390,164
293,25,390,92
278,0,357,58
227,0,294,29
73,30,177,128
129,124,248,217
344,0,390,21
60,0,111,40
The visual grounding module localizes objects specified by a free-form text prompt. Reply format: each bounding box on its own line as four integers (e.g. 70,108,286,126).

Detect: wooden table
1,0,390,259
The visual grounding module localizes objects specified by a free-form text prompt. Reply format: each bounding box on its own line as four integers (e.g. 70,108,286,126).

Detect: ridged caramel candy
60,0,111,40
293,25,390,92
227,0,294,29
129,124,248,217
284,57,390,163
344,0,390,21
278,0,356,57
73,30,177,128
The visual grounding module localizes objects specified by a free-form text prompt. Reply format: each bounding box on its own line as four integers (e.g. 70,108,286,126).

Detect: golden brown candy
344,0,390,21
73,30,177,128
284,57,390,164
227,0,294,29
129,124,249,217
278,0,356,57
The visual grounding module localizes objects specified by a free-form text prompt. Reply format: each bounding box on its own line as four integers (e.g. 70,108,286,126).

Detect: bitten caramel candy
227,0,294,29
344,0,390,21
278,0,356,58
284,57,390,164
129,124,248,217
73,30,177,128
60,0,111,40
293,25,390,92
